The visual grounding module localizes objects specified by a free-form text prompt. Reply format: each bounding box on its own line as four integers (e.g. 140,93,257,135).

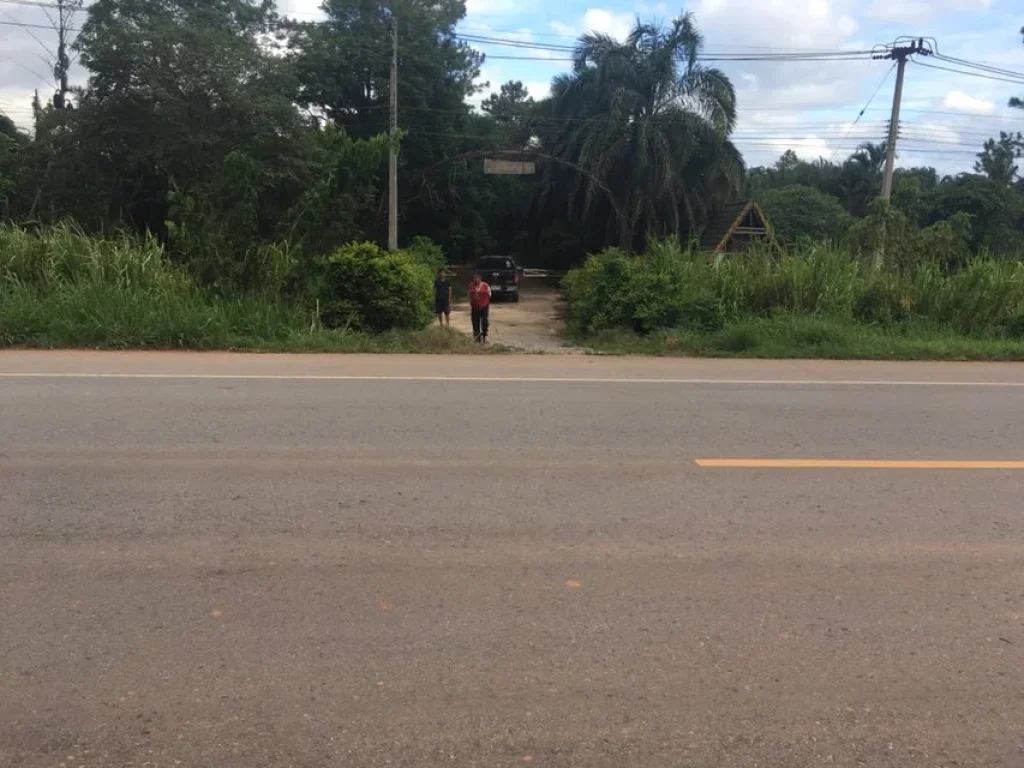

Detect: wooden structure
699,200,775,255
483,157,536,175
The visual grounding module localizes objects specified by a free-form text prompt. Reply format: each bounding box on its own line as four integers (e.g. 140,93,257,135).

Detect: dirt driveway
450,279,572,352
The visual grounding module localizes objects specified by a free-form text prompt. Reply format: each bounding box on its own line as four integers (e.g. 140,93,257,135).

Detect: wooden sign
484,158,536,175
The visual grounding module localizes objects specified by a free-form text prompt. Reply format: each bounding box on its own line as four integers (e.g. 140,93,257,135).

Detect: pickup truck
474,256,523,302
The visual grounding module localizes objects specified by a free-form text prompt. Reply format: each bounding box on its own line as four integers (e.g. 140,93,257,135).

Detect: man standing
468,272,491,343
434,269,452,329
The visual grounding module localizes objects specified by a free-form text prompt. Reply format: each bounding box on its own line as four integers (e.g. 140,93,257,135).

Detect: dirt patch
449,280,575,352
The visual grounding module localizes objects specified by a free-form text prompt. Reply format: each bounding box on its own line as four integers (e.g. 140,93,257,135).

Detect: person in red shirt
468,272,492,343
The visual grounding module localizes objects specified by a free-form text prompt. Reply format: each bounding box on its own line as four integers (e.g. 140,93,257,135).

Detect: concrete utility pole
388,14,399,252
51,0,82,109
875,39,932,201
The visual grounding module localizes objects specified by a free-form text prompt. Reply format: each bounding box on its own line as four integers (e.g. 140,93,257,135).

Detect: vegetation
535,14,743,252
0,4,1022,358
0,224,480,351
564,233,1024,359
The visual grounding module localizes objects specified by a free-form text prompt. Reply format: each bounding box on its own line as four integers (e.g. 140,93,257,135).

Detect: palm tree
838,141,887,215
536,13,744,251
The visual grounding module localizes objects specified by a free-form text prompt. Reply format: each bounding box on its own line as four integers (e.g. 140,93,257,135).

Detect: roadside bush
715,243,862,317
565,235,1024,340
563,244,723,335
406,236,447,274
0,224,310,348
1,222,175,291
853,280,910,326
318,242,433,332
757,185,851,245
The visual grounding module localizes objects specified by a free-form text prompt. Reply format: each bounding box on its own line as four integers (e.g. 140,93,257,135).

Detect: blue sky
1,0,1022,173
455,0,1024,172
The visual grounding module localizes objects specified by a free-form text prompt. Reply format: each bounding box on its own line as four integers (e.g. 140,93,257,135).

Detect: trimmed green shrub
406,236,447,274
318,242,433,332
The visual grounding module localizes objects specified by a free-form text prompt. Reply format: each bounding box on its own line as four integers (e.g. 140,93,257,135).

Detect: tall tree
72,0,303,225
835,141,886,216
289,0,488,256
975,132,1023,185
537,13,743,251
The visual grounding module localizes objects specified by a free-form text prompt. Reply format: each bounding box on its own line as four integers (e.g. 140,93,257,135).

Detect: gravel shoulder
450,280,573,352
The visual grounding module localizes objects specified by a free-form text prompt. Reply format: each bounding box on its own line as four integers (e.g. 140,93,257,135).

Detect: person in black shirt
433,269,453,329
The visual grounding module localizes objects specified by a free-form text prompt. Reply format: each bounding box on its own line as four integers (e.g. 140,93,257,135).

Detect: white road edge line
1,372,1024,387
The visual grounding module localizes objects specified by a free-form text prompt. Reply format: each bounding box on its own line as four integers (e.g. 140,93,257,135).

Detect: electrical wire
932,53,1024,81
912,59,1024,86
829,62,895,162
459,32,877,61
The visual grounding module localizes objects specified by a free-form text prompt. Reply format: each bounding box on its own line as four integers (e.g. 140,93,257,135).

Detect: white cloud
868,0,930,23
692,0,859,49
521,80,553,100
635,1,670,15
582,9,634,41
942,90,997,114
277,0,325,20
549,21,577,38
466,0,539,16
869,0,993,23
553,9,635,42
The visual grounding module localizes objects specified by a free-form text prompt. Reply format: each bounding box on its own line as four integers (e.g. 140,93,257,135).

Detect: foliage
535,13,743,253
565,238,1024,341
289,0,489,259
0,222,300,348
581,317,1024,360
975,132,1023,185
0,1,1021,289
405,236,447,273
318,242,433,332
0,224,484,352
1010,26,1024,111
756,185,851,244
918,175,1024,256
747,143,888,218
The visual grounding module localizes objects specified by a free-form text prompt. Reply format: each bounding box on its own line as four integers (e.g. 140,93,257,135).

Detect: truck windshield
477,257,514,270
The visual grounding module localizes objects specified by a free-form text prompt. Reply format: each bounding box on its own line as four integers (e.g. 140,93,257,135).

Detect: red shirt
469,281,491,309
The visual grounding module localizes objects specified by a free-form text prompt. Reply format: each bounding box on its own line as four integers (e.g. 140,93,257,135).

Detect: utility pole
875,38,932,201
388,13,399,251
51,0,82,109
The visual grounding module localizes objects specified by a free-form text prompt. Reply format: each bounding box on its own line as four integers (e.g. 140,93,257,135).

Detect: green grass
579,315,1024,361
0,285,493,353
7,224,1024,360
0,224,504,354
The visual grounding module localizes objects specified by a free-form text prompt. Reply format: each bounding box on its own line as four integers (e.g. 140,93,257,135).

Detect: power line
912,59,1024,86
460,32,877,59
932,53,1024,81
830,63,895,163
0,18,72,32
0,0,65,8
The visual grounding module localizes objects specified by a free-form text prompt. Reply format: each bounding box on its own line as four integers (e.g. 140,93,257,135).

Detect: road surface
2,353,1023,767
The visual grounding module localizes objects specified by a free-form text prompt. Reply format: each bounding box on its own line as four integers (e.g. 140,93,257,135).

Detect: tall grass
0,224,483,352
564,239,1024,341
0,224,309,348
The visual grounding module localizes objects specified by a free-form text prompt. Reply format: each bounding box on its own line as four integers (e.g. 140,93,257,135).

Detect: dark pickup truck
474,256,522,302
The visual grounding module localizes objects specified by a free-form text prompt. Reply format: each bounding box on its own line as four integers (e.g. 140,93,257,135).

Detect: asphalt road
2,353,1023,767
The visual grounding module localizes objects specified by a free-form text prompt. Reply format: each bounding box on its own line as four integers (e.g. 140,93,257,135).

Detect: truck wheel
512,290,520,303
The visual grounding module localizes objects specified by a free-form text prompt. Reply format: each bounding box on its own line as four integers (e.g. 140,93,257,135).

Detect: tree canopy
0,1,1021,278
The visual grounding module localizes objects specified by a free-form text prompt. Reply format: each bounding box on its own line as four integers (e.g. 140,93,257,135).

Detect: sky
1,0,1022,174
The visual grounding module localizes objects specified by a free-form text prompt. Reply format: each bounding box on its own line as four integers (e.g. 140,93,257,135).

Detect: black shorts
435,300,451,315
